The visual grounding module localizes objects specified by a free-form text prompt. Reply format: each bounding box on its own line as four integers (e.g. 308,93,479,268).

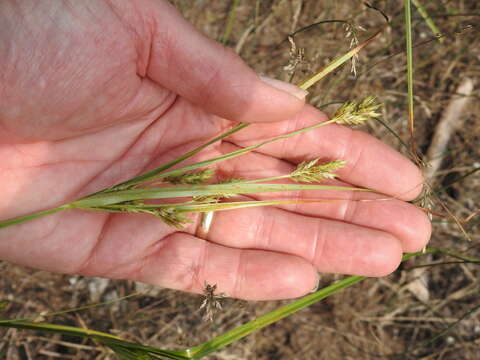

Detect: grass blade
188,250,433,359
374,117,409,151
72,183,371,208
404,0,418,159
0,320,121,340
0,205,68,229
0,293,141,324
221,0,241,45
422,303,480,347
297,29,382,90
172,198,368,213
411,0,443,43
109,344,155,360
0,321,189,359
108,123,250,191
434,166,480,194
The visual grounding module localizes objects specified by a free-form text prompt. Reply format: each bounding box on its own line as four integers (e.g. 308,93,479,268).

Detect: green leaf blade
72,183,372,208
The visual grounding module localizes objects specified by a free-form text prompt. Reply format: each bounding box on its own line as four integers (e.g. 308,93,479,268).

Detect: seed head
191,177,244,202
333,96,381,125
128,206,190,229
199,282,226,322
291,159,346,182
284,35,306,75
344,22,366,77
192,195,221,204
163,168,215,185
155,208,191,229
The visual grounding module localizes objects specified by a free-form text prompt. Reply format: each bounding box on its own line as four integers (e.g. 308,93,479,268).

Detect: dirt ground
1,1,479,359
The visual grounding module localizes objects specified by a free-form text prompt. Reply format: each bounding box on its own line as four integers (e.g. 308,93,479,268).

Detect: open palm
0,0,430,300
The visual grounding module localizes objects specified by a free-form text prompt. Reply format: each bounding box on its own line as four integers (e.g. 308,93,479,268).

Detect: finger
217,143,431,253
133,233,318,301
138,0,307,122
1,205,316,301
91,233,317,301
227,105,424,200
67,211,316,301
206,205,403,277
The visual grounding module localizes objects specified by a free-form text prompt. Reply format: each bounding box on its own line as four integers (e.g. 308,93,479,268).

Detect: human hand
0,0,430,300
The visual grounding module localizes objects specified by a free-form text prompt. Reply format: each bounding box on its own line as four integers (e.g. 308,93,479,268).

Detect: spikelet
163,168,215,185
127,206,190,229
291,159,346,182
333,96,381,125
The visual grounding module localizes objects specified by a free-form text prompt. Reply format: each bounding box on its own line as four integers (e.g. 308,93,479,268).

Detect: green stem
0,293,142,325
106,123,250,191
374,117,410,151
135,118,338,183
221,0,241,45
0,321,189,359
404,0,416,157
411,0,443,43
0,320,120,339
422,303,480,347
85,197,374,217
174,199,350,213
71,183,371,209
297,29,382,89
243,174,292,183
427,247,480,263
0,205,69,229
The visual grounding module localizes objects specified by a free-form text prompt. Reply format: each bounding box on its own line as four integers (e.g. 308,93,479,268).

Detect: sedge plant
0,5,458,358
0,26,381,231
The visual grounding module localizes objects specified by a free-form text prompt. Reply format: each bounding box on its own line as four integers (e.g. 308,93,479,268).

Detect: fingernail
310,272,321,293
259,75,308,100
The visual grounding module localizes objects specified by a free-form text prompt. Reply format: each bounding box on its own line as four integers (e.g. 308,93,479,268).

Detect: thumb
143,1,307,123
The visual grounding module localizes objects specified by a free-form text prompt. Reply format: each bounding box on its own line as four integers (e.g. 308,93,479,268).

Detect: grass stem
0,205,70,229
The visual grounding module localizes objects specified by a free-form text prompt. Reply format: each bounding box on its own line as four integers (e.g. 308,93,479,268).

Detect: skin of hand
0,0,431,301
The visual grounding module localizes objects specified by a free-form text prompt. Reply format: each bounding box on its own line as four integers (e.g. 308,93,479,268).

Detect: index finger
228,105,424,200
